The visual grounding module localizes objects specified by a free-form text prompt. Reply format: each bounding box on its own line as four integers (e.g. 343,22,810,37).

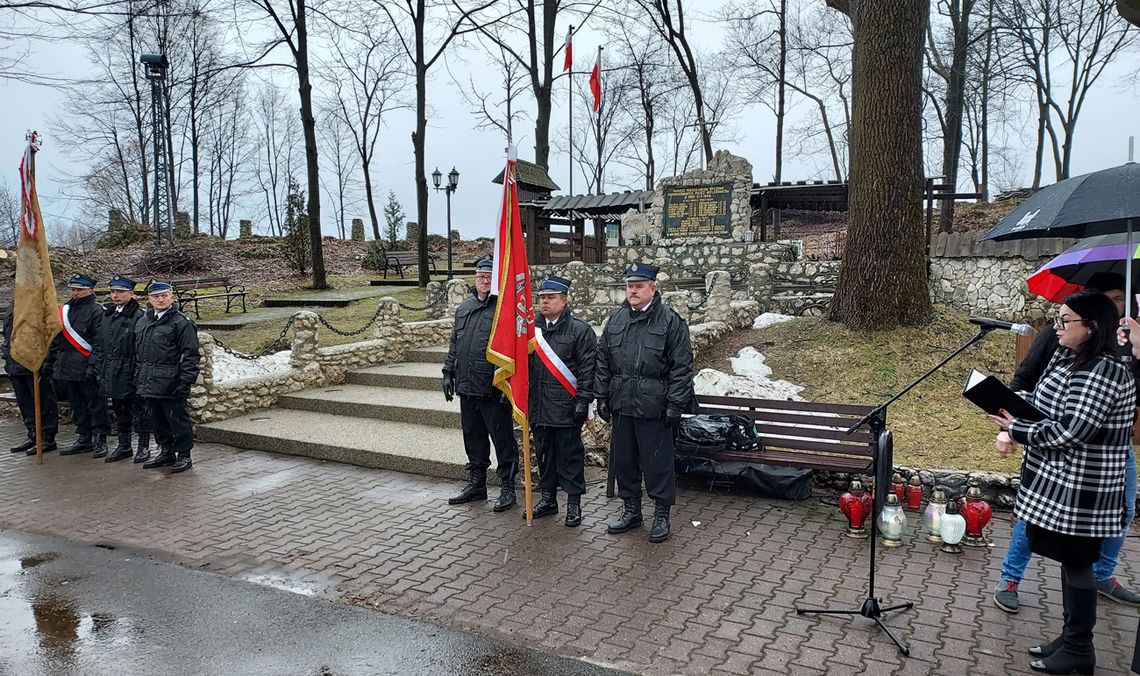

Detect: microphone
969,317,1034,336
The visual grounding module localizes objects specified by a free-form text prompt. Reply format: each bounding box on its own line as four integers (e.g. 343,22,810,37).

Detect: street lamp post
432,166,460,279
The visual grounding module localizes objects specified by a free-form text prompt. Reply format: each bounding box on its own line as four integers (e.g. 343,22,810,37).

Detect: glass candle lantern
905,476,924,511
891,473,906,502
923,488,948,543
877,493,907,548
839,480,873,539
959,484,993,548
939,499,968,554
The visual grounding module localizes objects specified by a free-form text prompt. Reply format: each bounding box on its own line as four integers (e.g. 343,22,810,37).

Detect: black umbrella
980,162,1140,308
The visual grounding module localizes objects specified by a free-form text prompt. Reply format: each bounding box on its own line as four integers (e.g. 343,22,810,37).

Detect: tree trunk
937,0,973,234
774,0,787,183
829,0,932,329
415,5,430,288
532,0,557,170
296,0,327,288
363,160,381,240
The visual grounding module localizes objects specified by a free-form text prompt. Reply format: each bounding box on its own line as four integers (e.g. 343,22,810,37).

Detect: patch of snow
752,312,796,329
212,348,292,384
694,346,805,401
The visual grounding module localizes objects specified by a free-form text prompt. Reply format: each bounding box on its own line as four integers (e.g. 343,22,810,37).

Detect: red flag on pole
589,49,601,112
487,146,536,520
562,27,573,72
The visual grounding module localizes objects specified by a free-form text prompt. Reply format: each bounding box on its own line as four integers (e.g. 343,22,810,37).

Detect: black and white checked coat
1009,349,1136,538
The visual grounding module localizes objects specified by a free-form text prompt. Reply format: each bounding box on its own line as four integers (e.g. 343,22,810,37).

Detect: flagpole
568,25,574,198
34,370,43,464
523,421,534,525
596,46,603,195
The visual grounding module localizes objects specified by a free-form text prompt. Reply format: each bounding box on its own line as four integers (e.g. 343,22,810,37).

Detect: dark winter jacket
53,293,103,383
528,309,596,427
443,290,501,399
3,301,59,378
98,298,145,399
595,294,696,420
133,307,199,400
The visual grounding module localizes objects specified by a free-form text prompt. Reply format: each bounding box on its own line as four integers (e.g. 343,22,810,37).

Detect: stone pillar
424,281,446,320
189,332,215,420
371,298,402,340
446,278,468,315
290,311,320,368
108,208,126,234
351,218,365,241
704,270,732,323
746,262,775,310
405,221,419,242
174,211,192,239
662,291,691,323
239,220,253,239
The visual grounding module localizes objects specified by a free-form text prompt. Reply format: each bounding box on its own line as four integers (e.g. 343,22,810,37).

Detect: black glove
666,409,683,429
442,372,454,402
573,401,590,425
596,399,611,423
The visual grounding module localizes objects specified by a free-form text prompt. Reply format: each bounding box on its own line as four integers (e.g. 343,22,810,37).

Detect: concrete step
196,409,500,482
345,361,443,391
277,384,459,428
404,345,448,364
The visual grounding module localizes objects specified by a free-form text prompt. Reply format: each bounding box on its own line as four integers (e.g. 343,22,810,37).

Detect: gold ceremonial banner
11,133,60,372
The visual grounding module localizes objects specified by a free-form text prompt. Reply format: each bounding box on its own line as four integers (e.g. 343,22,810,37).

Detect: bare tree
318,109,359,240
251,83,299,237
566,58,634,193
998,0,1135,184
0,183,18,248
322,11,406,241
371,0,499,287
827,0,933,329
241,0,328,287
456,41,531,146
203,78,250,238
628,0,714,164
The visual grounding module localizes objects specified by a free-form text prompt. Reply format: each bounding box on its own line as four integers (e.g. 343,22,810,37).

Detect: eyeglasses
1053,316,1091,329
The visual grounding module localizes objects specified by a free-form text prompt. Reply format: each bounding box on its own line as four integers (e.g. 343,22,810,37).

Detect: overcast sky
1,4,1138,243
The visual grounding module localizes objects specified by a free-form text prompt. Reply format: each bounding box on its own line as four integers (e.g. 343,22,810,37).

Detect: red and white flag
589,49,602,112
562,27,573,72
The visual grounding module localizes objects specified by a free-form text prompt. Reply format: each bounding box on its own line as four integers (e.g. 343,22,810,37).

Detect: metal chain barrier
212,314,298,360
393,292,447,313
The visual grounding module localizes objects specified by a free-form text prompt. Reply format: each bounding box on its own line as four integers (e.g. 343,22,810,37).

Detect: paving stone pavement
1,420,1138,675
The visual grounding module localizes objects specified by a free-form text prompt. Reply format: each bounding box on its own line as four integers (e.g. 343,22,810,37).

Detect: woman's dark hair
1062,289,1120,371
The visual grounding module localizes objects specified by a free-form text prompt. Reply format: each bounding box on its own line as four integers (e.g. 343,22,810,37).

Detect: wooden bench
172,276,248,319
381,248,438,279
605,394,876,496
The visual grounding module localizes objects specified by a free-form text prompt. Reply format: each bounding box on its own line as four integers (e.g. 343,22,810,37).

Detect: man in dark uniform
4,300,59,454
134,280,200,473
97,275,152,463
528,275,596,527
56,274,109,457
595,263,695,543
443,256,519,511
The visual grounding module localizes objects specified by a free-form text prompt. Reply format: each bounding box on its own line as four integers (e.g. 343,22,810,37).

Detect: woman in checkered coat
991,290,1136,675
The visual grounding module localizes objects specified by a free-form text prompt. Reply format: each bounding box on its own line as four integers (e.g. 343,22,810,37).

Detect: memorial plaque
662,183,733,238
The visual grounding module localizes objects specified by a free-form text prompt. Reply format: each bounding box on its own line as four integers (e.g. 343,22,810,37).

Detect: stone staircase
196,345,505,484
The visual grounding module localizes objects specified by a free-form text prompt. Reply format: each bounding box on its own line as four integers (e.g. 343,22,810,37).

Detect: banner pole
34,369,43,465
523,420,533,525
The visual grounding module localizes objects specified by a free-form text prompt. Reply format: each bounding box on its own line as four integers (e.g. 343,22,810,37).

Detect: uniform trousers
534,425,586,495
59,378,108,437
459,396,518,481
11,373,58,441
147,397,194,456
111,394,151,437
611,414,675,506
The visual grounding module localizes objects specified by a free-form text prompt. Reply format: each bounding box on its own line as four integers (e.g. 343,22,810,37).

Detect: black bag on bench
676,414,765,456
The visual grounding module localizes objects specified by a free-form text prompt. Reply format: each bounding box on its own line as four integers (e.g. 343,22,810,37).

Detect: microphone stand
796,327,996,656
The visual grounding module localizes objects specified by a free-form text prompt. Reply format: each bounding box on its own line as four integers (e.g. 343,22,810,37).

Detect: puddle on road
21,552,59,568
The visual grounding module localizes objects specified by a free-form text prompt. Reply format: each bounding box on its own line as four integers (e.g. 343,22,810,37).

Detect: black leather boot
1028,636,1065,659
493,482,517,512
10,436,35,453
91,434,109,459
526,490,558,519
105,433,133,462
170,452,193,474
649,503,672,543
142,446,175,469
565,494,583,527
606,497,643,534
1031,576,1096,675
26,435,56,455
448,471,488,505
59,435,93,456
133,433,151,463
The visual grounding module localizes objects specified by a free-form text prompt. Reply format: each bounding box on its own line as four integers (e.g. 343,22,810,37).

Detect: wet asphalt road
0,531,623,676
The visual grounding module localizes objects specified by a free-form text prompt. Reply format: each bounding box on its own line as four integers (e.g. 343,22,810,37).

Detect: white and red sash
534,327,577,397
59,304,92,357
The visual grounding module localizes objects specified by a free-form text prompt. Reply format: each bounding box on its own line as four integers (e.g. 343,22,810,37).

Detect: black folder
962,369,1047,422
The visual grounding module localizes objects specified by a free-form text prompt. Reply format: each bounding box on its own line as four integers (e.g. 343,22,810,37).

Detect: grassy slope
696,305,1022,473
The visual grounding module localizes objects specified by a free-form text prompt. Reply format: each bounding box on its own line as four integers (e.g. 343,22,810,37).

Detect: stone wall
930,257,1053,322
191,300,454,423
645,150,755,242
